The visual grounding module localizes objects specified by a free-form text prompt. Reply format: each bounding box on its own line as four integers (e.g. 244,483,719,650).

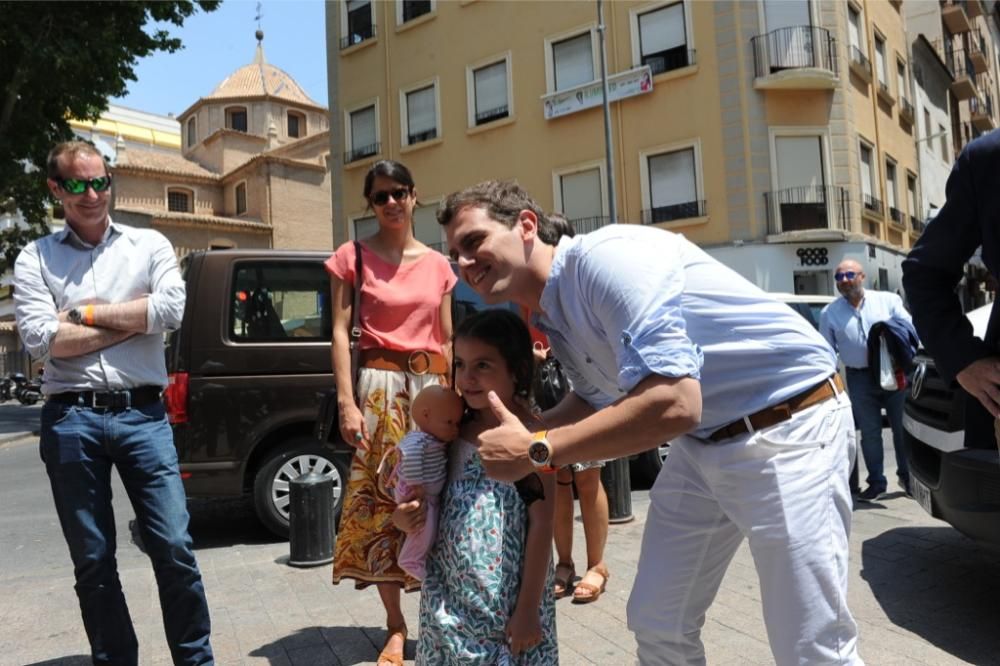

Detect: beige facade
327,0,997,294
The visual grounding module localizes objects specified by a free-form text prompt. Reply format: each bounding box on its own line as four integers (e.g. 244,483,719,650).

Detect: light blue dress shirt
818,291,912,369
532,225,838,439
13,220,186,394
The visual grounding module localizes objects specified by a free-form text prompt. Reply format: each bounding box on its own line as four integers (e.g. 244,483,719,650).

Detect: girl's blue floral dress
416,440,558,665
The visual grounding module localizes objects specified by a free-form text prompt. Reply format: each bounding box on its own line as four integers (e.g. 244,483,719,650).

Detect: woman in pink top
326,160,456,666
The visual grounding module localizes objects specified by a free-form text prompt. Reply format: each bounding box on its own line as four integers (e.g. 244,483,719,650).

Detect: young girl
414,309,558,664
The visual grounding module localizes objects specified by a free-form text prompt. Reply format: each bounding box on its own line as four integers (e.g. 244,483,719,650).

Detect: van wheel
630,442,670,486
252,437,348,538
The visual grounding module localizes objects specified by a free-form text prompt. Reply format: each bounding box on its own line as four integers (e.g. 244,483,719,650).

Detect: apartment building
326,0,995,296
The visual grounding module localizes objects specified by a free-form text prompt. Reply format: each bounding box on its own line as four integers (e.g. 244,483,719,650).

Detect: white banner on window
543,65,653,120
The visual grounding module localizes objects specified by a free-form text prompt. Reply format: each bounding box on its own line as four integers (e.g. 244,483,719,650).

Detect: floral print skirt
416,451,558,665
331,366,443,591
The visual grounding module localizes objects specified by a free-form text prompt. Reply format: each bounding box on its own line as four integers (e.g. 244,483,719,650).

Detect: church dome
205,44,320,108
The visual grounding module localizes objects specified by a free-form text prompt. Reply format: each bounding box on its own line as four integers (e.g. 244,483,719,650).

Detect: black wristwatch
68,307,84,325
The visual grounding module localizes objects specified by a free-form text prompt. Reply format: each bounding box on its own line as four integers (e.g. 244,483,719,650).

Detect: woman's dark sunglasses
370,187,410,206
834,271,858,282
56,175,113,195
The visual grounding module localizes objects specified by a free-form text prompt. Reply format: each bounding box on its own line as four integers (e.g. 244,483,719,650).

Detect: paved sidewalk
3,432,1000,665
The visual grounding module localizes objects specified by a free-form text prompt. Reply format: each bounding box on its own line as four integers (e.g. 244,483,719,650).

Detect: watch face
528,440,549,464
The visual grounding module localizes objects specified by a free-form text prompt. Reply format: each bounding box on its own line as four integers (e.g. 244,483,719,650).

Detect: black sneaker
856,486,885,502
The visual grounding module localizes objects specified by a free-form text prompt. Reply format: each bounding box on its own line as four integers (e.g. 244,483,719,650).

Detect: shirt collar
57,217,123,249
533,235,575,334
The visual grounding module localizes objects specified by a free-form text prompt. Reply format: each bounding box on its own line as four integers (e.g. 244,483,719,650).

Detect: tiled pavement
3,431,1000,665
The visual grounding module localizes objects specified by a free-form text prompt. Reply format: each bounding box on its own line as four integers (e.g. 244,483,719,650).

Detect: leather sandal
553,561,575,598
572,564,609,604
377,622,407,666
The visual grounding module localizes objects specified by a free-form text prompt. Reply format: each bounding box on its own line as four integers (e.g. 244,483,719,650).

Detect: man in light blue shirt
820,258,913,502
13,141,212,665
435,181,862,665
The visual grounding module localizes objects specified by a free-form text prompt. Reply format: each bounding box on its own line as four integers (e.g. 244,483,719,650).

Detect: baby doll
395,384,464,580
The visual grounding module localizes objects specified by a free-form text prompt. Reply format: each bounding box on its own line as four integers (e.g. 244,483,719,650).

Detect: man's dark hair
47,141,106,179
437,180,569,246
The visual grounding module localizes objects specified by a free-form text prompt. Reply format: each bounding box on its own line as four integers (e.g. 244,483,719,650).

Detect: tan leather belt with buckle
707,374,845,443
360,348,448,376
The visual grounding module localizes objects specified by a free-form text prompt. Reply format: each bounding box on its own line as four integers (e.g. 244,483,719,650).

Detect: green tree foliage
0,0,220,271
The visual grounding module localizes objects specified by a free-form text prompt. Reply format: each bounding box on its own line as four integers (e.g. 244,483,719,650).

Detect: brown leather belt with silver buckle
360,348,448,376
707,374,845,443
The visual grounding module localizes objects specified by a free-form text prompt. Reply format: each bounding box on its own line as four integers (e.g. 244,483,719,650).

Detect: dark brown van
164,249,349,537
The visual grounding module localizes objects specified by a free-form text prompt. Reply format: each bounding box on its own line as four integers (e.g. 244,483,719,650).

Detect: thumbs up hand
477,391,535,481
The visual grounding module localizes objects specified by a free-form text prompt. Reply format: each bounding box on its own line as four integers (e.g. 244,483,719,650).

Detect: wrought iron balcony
876,79,895,106
970,93,996,131
909,215,925,234
969,31,990,73
948,49,978,99
567,215,613,235
642,48,697,76
862,193,884,218
848,45,872,82
763,186,849,234
344,142,379,164
899,96,915,124
888,206,905,226
340,23,376,50
641,200,706,225
475,105,509,126
751,26,839,89
407,128,437,145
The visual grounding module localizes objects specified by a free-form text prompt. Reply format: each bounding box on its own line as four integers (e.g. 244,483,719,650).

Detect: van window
229,261,331,342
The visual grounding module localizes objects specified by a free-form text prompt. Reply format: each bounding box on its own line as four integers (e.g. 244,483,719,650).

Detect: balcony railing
889,206,905,226
970,31,990,73
948,49,978,99
340,23,376,50
751,26,838,80
344,142,379,163
475,105,509,125
567,215,613,235
641,200,706,225
909,215,925,234
848,45,872,81
970,92,996,130
899,96,915,123
407,128,437,145
642,48,697,76
862,193,884,217
764,185,849,234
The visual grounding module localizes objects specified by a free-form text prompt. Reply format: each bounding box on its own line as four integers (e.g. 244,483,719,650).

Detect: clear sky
112,0,329,117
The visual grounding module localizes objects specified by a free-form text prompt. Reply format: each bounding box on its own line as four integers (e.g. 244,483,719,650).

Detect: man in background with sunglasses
819,259,913,503
12,141,213,664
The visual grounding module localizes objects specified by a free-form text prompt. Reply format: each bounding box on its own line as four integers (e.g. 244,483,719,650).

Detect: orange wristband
83,304,95,326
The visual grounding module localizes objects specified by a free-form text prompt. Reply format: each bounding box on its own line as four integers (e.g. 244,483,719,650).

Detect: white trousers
627,393,863,666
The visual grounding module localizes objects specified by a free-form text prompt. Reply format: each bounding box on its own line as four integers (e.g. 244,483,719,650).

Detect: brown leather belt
360,348,448,375
707,374,845,443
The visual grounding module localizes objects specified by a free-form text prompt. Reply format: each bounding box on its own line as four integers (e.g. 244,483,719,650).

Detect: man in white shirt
819,259,913,502
432,180,863,665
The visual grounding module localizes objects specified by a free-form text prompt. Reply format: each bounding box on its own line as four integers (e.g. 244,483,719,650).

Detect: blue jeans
40,399,213,665
845,368,908,492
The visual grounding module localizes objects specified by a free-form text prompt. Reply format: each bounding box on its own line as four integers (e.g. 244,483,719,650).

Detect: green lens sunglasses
56,175,112,195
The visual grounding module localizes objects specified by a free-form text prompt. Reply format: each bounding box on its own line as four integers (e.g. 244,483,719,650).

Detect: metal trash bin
601,457,634,523
288,470,336,567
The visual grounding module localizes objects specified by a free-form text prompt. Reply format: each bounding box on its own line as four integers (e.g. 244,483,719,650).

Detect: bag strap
349,241,364,385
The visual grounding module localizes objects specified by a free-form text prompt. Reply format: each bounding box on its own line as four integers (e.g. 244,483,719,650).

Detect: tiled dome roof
204,41,320,108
